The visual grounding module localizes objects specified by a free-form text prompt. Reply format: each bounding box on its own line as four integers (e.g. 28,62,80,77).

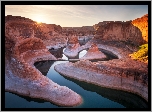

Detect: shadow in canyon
34,60,55,76
34,60,148,108
61,75,148,108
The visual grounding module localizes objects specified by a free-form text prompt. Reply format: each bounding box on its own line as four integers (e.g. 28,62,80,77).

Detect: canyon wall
5,15,62,40
5,15,57,80
94,21,145,46
5,15,67,50
62,26,95,36
5,16,83,106
132,14,148,42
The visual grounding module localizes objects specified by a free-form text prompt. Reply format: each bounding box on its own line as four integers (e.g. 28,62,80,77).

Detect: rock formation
63,35,81,58
62,26,95,36
94,21,145,46
34,60,55,76
55,59,148,102
49,47,64,59
5,37,82,106
132,14,148,42
5,16,82,106
5,15,67,49
5,14,148,107
80,44,107,60
56,14,148,103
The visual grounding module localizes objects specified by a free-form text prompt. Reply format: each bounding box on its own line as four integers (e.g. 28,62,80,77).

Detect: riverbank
5,38,82,107
54,40,148,102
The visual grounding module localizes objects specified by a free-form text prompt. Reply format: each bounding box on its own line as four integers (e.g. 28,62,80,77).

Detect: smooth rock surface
81,44,107,60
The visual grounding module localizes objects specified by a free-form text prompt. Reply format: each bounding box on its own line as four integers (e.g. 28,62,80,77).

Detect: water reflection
5,60,148,108
34,60,55,76
61,75,148,108
48,47,118,62
79,50,87,58
62,48,68,60
35,60,148,108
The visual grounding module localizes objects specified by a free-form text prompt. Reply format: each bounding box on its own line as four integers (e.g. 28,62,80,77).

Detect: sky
5,5,148,27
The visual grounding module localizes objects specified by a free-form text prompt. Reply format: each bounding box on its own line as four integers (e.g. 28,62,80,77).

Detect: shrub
129,44,148,63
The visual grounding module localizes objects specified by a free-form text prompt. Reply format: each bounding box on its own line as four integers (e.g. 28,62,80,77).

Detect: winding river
5,47,148,108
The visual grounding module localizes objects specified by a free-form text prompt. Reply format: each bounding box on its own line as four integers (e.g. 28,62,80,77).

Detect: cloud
5,5,148,27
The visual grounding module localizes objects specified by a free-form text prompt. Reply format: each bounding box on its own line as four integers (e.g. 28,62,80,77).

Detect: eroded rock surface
94,21,145,46
55,14,148,102
132,14,148,42
5,38,82,106
63,35,81,58
5,16,82,106
81,44,107,60
5,15,67,49
55,59,148,101
62,26,95,36
5,14,148,106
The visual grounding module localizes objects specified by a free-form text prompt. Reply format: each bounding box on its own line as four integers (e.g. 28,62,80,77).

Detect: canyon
5,14,148,107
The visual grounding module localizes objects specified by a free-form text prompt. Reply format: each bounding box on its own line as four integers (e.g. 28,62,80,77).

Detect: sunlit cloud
5,5,148,27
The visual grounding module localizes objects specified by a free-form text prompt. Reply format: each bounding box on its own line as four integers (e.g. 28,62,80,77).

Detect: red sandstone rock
62,26,95,36
5,14,148,106
63,35,81,58
5,15,63,45
132,14,148,42
5,37,82,106
54,59,148,102
81,44,107,60
5,16,82,106
95,21,145,46
68,35,79,44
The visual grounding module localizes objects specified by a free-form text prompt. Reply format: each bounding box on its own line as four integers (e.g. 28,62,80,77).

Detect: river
5,48,148,108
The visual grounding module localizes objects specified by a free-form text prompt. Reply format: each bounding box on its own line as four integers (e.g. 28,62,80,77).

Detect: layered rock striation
5,37,82,106
5,16,82,106
5,14,148,106
94,21,145,46
132,14,148,42
55,59,148,101
5,15,67,49
62,26,95,36
55,14,148,102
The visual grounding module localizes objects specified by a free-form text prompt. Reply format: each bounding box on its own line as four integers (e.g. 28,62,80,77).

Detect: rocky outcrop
5,20,82,106
5,14,148,106
5,38,82,106
54,59,148,102
49,47,64,59
63,35,80,58
63,75,148,108
80,44,107,60
62,26,95,36
5,15,67,49
78,36,94,46
34,61,55,76
54,32,148,102
95,21,144,46
132,14,148,42
93,21,113,30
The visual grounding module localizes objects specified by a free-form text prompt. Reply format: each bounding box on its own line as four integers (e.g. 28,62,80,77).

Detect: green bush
129,44,148,63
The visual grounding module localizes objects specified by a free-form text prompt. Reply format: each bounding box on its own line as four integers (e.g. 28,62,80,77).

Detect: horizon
5,5,148,27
